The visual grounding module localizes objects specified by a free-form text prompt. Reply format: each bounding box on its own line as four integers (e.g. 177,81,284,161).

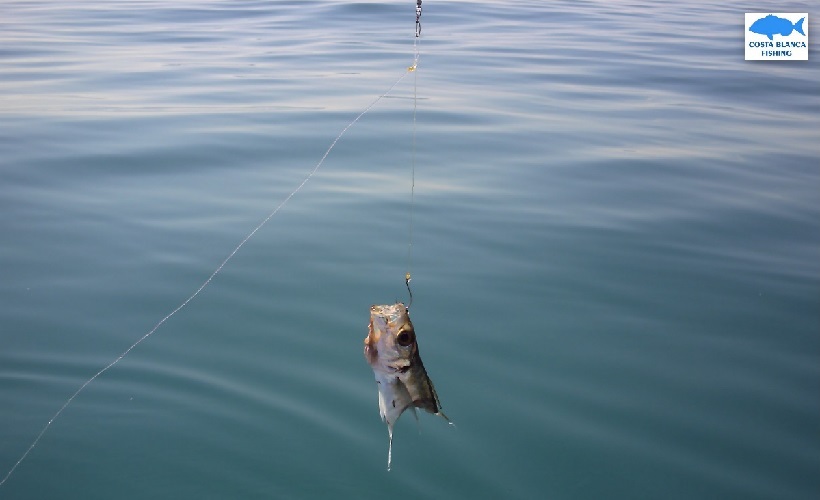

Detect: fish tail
793,17,805,36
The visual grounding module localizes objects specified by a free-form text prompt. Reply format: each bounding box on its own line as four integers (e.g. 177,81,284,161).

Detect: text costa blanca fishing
748,41,807,48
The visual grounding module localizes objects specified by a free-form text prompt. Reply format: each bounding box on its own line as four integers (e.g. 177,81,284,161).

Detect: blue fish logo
749,14,805,40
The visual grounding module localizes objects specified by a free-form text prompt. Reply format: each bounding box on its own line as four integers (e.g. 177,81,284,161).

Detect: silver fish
364,302,450,470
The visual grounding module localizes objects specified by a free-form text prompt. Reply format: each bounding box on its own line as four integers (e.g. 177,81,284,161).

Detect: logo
745,13,808,60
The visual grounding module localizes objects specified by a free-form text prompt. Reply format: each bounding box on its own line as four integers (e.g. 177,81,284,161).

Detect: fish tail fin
794,17,805,36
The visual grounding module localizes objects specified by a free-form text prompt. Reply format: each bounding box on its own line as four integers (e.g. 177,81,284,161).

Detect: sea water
1,1,818,498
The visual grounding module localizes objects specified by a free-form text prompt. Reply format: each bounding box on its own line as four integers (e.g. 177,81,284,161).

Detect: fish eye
396,329,415,347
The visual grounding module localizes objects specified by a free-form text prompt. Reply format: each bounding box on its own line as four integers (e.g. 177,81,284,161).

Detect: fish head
364,303,417,369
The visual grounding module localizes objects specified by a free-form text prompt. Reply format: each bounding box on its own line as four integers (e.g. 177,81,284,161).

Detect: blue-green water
1,1,819,498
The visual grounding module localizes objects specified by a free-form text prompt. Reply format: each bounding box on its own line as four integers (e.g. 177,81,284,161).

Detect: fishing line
0,65,416,490
405,0,422,308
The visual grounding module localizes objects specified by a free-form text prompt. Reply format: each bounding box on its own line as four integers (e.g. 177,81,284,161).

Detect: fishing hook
405,272,414,310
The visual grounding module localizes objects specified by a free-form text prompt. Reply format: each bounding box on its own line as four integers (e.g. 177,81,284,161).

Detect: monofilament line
0,68,413,489
406,0,422,294
406,51,418,284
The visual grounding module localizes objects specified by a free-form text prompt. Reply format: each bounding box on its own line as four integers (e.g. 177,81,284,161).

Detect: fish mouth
364,319,380,364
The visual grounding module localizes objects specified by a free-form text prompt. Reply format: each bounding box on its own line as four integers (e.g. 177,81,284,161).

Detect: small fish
749,14,805,41
364,303,450,470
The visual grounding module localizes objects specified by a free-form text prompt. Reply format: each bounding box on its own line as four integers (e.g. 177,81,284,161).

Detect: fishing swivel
415,0,422,38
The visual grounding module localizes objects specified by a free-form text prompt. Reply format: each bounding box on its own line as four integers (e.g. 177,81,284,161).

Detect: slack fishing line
0,1,425,488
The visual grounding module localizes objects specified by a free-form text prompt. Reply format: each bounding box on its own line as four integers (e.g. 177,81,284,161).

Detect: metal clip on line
415,0,423,38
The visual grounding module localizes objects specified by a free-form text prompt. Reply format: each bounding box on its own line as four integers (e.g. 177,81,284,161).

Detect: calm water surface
1,1,819,499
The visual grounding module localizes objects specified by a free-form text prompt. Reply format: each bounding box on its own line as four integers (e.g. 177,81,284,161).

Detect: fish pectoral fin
386,425,394,471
